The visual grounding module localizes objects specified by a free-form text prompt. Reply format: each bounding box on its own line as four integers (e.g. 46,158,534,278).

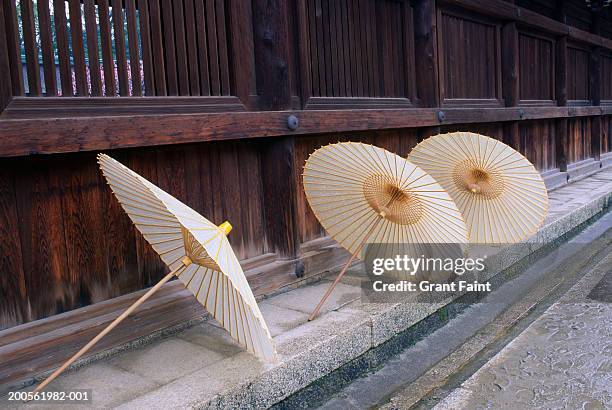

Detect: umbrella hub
453,161,505,199
362,174,423,225
181,227,222,271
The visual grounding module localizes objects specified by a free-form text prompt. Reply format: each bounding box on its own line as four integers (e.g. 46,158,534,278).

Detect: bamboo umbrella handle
31,266,183,395
308,215,384,321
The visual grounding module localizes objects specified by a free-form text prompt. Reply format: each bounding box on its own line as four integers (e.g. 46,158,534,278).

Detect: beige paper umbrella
303,142,469,320
408,132,548,244
33,154,275,394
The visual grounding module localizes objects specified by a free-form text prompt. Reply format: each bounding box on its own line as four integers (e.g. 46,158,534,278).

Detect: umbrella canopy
408,132,548,243
303,142,469,253
98,154,275,361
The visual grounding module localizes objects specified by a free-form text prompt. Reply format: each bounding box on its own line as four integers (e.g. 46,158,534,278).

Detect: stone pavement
435,253,612,410
1,168,611,409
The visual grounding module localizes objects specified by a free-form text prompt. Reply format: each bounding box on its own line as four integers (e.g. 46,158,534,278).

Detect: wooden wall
1,0,612,330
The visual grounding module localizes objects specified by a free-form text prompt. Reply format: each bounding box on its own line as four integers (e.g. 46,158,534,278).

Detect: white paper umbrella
303,142,469,319
32,154,275,395
98,154,274,359
408,132,548,243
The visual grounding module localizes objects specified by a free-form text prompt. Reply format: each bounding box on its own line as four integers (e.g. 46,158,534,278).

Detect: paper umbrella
408,132,548,244
33,154,275,394
302,142,469,319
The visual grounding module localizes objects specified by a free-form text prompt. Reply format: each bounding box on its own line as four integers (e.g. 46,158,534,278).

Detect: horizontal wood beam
0,107,610,157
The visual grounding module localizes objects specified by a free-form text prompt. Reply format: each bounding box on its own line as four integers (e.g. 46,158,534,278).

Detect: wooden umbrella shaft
32,266,182,395
308,215,384,321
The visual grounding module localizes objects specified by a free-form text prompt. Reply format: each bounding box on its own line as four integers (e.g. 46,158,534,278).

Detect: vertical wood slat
20,0,41,96
401,2,415,100
147,0,166,96
68,0,88,96
126,0,142,96
297,0,313,102
98,0,116,96
215,0,231,95
205,0,221,95
320,0,331,96
37,0,57,96
161,0,178,95
138,0,155,95
184,0,200,96
351,0,364,96
328,0,339,96
0,3,12,110
315,0,327,96
3,0,24,95
84,0,102,96
53,0,73,96
173,0,189,96
194,0,210,96
112,0,129,96
333,0,345,97
341,0,352,97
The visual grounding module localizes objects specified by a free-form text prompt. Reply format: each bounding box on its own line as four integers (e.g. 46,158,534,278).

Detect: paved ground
435,254,612,410
0,168,611,409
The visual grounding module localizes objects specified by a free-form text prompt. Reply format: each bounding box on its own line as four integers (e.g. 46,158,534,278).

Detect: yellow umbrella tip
219,221,233,235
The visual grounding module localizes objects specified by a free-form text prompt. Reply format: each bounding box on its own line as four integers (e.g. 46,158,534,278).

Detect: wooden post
252,0,291,110
590,12,602,161
502,22,519,107
502,20,520,150
253,1,300,265
414,0,439,108
0,3,12,111
555,34,568,171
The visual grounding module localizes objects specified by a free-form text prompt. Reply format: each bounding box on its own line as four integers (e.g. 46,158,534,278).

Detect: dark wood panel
299,0,414,101
601,53,612,101
602,115,611,154
567,44,590,102
0,161,29,329
438,8,501,105
519,32,555,103
519,120,556,170
60,155,111,305
567,116,592,162
14,157,73,321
